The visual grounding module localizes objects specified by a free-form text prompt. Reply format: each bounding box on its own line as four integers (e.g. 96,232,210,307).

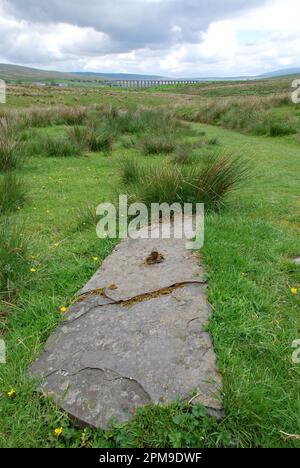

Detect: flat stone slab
79,237,205,302
29,220,222,428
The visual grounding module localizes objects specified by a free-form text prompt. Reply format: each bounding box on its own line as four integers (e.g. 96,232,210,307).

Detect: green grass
0,87,300,447
0,172,27,214
177,96,300,140
0,217,29,299
171,143,195,165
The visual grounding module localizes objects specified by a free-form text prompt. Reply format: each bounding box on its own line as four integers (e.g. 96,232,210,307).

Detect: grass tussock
267,118,297,137
92,106,193,139
0,106,195,160
1,106,89,130
121,153,251,210
58,107,88,125
0,173,27,215
140,135,176,155
178,94,298,137
66,126,113,153
0,217,28,299
119,134,137,149
0,118,24,171
43,136,82,157
171,143,195,165
120,156,145,185
74,204,98,231
190,153,251,208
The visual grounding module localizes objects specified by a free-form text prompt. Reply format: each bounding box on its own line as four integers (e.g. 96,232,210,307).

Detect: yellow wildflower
291,287,298,295
54,427,63,437
81,430,87,447
92,256,98,262
30,267,36,273
7,389,16,398
60,306,67,313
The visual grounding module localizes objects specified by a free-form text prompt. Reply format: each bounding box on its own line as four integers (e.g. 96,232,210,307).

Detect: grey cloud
3,0,265,50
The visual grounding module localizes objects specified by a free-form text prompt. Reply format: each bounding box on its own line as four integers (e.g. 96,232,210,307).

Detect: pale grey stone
29,219,222,429
78,218,205,302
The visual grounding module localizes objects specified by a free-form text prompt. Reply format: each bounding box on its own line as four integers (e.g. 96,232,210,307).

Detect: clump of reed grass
171,144,195,165
92,107,191,139
121,152,251,211
0,173,27,214
74,204,98,231
177,95,298,137
119,156,145,185
58,107,88,125
267,118,297,137
1,105,89,129
43,136,82,157
119,134,137,149
66,126,113,152
0,217,28,298
140,135,175,155
0,118,24,171
187,153,251,209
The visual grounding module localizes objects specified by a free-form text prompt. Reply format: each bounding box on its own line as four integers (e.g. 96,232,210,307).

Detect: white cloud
0,0,299,76
157,0,300,76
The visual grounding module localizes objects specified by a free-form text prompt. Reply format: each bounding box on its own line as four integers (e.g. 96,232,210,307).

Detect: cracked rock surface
79,236,205,301
29,221,223,429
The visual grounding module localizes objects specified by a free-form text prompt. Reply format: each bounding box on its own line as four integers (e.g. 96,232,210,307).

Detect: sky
0,0,299,77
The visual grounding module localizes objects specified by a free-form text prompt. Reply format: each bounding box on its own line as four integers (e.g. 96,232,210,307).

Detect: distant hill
192,68,300,82
0,63,166,82
72,72,165,80
0,63,75,81
258,67,300,78
0,63,299,83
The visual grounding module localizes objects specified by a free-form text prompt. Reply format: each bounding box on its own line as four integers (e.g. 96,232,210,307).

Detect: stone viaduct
102,79,200,88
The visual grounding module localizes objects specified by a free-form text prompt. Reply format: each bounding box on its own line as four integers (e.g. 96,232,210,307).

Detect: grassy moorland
0,79,299,448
